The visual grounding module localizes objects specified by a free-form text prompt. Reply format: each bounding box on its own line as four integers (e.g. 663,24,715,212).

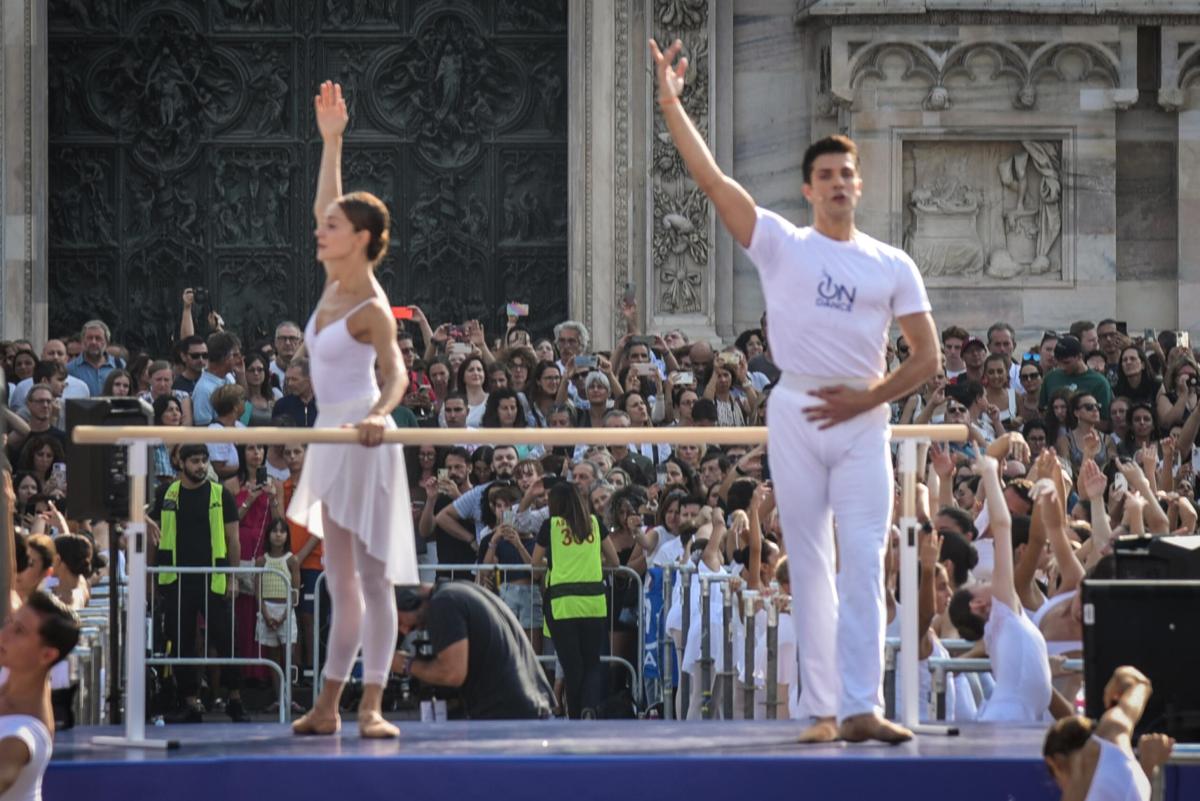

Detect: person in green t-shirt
1039,336,1113,420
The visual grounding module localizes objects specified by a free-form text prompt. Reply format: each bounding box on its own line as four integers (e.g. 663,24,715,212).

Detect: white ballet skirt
286,298,418,585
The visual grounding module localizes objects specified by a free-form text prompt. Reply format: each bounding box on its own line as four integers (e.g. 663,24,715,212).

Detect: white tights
321,510,397,687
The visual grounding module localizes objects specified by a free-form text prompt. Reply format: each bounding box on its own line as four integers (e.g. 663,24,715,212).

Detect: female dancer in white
289,81,417,738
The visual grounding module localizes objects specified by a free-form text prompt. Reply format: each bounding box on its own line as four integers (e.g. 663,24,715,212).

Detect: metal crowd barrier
146,564,297,723
71,422,966,746
309,563,646,710
659,565,792,721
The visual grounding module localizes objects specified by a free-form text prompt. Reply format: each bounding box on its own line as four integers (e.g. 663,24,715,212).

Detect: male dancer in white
650,39,939,743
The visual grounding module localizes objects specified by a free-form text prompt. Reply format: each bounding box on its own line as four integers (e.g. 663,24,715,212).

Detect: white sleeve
744,207,795,279
890,251,932,318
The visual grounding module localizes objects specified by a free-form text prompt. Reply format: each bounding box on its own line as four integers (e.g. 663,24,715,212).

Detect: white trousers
769,374,893,722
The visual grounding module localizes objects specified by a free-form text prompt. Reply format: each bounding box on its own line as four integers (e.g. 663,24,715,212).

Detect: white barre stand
897,437,958,737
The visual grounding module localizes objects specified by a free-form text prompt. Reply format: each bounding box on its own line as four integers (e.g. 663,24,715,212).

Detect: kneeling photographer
394,582,554,720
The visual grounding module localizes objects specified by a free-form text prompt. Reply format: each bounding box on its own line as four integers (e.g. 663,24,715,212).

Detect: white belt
777,373,874,393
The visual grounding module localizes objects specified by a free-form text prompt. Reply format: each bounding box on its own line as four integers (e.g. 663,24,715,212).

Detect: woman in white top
0,592,80,801
456,355,489,428
983,354,1019,430
948,454,1053,723
1042,665,1173,801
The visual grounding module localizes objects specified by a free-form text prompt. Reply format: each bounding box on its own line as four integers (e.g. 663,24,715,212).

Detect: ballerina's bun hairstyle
338,191,390,264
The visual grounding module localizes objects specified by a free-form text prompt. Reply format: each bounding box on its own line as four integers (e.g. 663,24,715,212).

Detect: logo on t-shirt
816,271,857,312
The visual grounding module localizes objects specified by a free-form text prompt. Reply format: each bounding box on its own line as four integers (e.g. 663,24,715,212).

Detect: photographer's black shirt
425,581,553,719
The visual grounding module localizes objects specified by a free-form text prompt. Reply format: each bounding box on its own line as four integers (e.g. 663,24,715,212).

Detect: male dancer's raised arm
650,39,756,248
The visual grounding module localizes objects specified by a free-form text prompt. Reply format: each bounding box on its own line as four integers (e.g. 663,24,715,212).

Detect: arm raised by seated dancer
1040,457,1086,595
918,527,942,660
1096,665,1153,752
986,431,1030,465
978,454,1019,614
930,443,956,512
1015,483,1048,613
701,508,728,573
1116,458,1170,534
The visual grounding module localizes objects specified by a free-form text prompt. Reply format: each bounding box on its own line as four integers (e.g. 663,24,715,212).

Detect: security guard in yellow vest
531,480,619,719
148,444,248,722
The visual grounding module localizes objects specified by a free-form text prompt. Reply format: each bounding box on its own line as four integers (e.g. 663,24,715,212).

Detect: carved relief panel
900,137,1070,286
648,0,713,318
48,0,567,356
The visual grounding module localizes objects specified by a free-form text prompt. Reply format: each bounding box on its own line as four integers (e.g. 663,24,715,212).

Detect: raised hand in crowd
1116,456,1170,534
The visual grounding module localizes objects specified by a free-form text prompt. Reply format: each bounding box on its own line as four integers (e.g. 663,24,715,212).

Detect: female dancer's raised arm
313,81,347,236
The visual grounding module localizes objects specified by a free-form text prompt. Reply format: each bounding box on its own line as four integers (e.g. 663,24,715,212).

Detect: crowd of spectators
3,295,1197,730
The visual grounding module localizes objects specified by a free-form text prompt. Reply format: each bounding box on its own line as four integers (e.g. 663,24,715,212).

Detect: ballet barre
72,422,967,746
71,423,967,447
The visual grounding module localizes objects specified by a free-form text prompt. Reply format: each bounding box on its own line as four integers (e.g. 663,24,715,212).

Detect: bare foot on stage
838,713,913,744
358,712,400,739
796,717,840,743
292,711,341,736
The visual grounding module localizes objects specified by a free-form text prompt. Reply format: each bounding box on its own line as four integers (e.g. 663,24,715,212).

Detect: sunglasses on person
1022,353,1041,363
1020,371,1041,381
1077,402,1100,412
188,351,208,360
946,403,968,414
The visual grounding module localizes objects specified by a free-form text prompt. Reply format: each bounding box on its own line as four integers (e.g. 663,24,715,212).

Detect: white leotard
1084,738,1150,801
0,714,52,801
978,601,1052,722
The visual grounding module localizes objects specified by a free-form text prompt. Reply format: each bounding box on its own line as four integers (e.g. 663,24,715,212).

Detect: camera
410,630,435,659
192,286,209,305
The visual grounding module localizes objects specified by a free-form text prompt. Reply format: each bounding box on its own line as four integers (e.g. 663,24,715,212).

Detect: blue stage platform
46,720,1197,801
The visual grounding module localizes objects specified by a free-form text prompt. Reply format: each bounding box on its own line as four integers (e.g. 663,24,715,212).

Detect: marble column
0,0,47,344
1162,27,1200,336
568,0,640,350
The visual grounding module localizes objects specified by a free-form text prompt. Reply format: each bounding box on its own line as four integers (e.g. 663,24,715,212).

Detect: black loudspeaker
1082,579,1200,742
65,397,153,520
1111,535,1200,579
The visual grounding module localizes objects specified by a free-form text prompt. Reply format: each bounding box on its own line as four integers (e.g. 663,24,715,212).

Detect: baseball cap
394,586,426,612
1054,336,1083,360
962,337,986,353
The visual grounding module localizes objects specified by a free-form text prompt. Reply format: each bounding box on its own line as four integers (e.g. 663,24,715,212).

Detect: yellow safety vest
546,515,606,620
158,480,228,594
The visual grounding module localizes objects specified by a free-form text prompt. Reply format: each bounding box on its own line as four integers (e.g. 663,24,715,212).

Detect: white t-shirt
979,600,1052,723
206,421,246,468
744,208,931,379
647,528,684,568
0,714,52,801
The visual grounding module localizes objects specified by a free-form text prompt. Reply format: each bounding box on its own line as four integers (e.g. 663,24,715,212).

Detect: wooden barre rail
72,424,969,447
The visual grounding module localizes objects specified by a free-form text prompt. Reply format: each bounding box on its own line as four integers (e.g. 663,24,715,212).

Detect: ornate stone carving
48,1,567,351
611,0,631,335
902,140,1063,281
210,149,294,247
370,13,524,168
650,0,711,316
844,36,1122,111
86,11,243,172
